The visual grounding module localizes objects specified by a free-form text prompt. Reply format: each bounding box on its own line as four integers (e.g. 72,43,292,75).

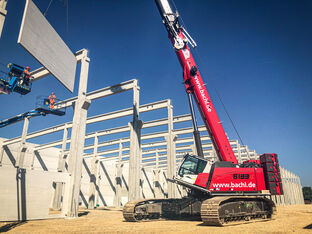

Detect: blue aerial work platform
0,63,32,95
0,98,65,128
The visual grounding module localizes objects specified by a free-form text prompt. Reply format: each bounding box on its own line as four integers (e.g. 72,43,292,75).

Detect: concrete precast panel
18,0,76,92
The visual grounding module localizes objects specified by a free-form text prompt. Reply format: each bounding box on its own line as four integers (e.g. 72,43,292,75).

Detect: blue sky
0,0,311,186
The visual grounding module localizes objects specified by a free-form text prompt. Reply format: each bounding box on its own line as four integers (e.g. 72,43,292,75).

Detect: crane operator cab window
178,154,208,177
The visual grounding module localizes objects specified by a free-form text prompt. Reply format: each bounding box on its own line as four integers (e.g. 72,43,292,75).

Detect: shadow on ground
78,211,89,217
304,224,312,229
0,221,27,232
96,208,122,211
196,219,271,227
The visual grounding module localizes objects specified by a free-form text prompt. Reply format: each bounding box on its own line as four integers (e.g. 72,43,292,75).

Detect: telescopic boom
155,0,237,163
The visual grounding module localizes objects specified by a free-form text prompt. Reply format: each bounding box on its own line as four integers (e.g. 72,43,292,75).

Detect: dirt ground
0,205,311,233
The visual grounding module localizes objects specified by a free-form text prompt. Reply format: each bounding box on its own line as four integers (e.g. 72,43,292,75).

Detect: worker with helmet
49,92,56,109
21,66,31,86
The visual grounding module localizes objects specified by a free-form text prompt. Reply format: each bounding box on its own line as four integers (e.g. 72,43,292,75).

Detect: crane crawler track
201,196,276,226
123,198,202,222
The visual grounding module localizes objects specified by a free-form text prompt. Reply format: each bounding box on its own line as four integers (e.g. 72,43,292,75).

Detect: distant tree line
302,187,312,203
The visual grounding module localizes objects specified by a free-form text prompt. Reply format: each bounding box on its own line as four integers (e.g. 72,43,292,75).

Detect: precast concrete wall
0,167,70,221
0,139,71,221
0,138,61,171
272,167,305,205
79,158,184,208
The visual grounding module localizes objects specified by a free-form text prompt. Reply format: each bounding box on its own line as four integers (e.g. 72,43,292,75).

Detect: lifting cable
0,62,9,75
43,0,69,44
170,0,250,157
65,0,69,44
43,0,53,17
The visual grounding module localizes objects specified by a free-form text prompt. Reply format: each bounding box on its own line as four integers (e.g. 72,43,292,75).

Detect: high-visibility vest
24,70,30,78
49,95,56,103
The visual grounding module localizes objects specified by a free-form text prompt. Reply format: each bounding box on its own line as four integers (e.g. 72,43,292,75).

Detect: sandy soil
1,205,311,233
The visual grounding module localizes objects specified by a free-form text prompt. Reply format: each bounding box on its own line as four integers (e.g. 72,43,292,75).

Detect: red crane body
154,0,282,195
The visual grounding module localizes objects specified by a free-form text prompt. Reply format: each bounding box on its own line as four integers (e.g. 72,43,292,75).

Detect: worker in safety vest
49,92,56,109
21,66,31,86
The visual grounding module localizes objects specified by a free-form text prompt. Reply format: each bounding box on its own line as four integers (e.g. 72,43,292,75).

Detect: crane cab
176,154,212,187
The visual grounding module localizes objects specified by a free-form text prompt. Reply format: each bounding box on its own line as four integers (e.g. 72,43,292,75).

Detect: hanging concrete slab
18,0,76,92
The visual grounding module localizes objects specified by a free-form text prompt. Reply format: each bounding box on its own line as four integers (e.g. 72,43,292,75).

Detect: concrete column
298,176,304,204
296,176,304,204
57,125,69,172
294,179,299,204
154,149,162,198
65,50,91,218
281,168,288,205
285,170,291,205
297,176,305,204
52,123,68,210
0,0,7,38
191,144,196,156
30,149,35,169
88,134,99,209
283,168,290,205
95,162,101,207
0,139,4,166
275,195,280,205
114,140,123,207
293,176,298,204
52,126,69,210
289,171,295,205
128,82,142,202
296,177,301,204
16,117,30,168
166,102,177,198
280,167,286,205
128,120,143,201
235,141,241,163
88,157,99,209
245,145,250,160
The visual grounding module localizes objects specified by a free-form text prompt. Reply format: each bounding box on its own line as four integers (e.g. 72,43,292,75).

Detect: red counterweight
260,153,283,195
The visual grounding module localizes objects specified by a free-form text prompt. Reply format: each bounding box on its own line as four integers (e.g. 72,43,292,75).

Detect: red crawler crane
123,0,283,226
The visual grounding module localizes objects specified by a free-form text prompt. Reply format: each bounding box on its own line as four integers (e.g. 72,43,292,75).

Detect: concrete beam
54,79,138,109
0,0,7,38
2,99,171,146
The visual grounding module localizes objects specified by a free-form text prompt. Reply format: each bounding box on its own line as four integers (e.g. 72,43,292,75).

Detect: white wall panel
18,0,76,92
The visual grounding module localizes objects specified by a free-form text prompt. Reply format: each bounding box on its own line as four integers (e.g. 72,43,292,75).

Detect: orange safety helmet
26,66,30,70
52,92,55,95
